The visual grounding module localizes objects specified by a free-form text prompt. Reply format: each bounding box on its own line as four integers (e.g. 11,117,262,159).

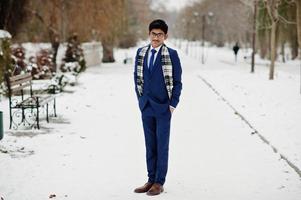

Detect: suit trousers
141,103,171,185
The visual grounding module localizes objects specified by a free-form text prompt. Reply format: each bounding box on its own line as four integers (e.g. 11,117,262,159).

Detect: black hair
149,19,168,34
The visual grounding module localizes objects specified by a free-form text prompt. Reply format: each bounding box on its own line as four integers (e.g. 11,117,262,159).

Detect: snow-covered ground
0,41,301,199
175,40,301,171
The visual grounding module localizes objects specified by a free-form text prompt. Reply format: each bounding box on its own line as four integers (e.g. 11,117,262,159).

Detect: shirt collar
150,44,162,53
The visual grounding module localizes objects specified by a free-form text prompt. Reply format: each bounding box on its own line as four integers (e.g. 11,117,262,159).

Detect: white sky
153,0,198,11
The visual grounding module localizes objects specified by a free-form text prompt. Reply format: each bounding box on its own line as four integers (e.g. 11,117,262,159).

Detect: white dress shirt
147,45,162,69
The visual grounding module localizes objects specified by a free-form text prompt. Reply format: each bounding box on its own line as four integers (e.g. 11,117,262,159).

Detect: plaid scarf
136,44,173,99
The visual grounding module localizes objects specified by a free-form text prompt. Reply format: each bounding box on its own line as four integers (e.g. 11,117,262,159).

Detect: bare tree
176,0,253,46
262,0,297,79
264,0,281,80
297,0,301,56
0,0,28,36
24,0,64,70
6,0,153,63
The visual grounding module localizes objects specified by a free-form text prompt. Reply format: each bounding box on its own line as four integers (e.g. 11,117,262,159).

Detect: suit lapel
143,46,150,76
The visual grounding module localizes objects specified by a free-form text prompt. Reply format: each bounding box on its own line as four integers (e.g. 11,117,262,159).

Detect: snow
179,41,301,169
0,30,11,39
0,41,301,199
20,42,102,68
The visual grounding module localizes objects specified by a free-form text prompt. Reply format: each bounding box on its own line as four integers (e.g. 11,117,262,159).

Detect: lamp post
201,14,206,64
0,111,3,140
251,0,258,73
201,12,214,64
182,18,190,55
193,12,199,59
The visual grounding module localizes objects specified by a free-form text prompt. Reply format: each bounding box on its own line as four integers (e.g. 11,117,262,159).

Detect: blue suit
134,45,182,185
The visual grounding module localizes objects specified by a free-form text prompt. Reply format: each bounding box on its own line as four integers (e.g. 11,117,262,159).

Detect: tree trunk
185,40,189,55
251,0,257,73
60,0,67,42
281,42,285,63
269,21,277,80
102,41,115,63
291,37,299,59
48,3,59,72
0,0,27,36
259,31,268,59
297,0,301,58
267,29,271,59
0,38,13,86
51,35,60,72
3,0,14,30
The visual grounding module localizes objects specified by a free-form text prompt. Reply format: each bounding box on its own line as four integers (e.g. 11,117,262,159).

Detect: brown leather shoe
146,183,164,196
134,182,153,193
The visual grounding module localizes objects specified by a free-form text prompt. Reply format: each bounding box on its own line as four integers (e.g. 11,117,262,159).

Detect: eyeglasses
150,32,165,38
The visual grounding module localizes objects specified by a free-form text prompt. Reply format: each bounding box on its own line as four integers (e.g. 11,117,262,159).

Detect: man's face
149,29,168,48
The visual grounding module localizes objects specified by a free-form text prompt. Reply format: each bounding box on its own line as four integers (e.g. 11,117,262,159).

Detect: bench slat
38,95,55,106
16,98,36,107
10,76,32,87
11,82,31,94
14,95,55,107
9,73,32,82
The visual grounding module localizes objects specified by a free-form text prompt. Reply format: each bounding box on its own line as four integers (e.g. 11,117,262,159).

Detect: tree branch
24,7,58,35
238,0,254,8
284,0,296,5
257,23,273,30
278,13,297,24
24,7,45,24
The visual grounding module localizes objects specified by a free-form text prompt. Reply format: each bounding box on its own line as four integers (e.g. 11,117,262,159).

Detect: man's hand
170,106,175,114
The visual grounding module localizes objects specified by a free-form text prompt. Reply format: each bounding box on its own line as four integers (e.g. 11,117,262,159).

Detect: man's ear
164,33,168,40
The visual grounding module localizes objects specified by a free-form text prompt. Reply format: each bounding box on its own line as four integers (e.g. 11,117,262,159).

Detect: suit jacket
134,45,182,115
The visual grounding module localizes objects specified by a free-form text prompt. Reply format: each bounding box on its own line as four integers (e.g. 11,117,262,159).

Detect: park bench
5,73,57,129
30,77,63,94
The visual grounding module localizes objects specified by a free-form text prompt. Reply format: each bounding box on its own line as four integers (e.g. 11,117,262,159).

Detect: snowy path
1,49,301,200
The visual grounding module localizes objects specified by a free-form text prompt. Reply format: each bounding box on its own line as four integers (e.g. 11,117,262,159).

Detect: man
233,42,240,62
133,19,182,196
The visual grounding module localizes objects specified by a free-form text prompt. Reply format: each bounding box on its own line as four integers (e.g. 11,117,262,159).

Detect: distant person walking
233,42,240,62
133,19,182,196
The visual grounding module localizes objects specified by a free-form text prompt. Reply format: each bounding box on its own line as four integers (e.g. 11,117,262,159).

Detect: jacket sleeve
133,48,140,99
170,50,182,108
